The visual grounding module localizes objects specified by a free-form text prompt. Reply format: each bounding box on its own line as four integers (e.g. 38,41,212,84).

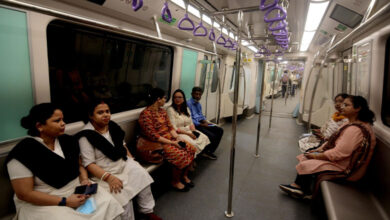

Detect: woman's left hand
80,179,92,186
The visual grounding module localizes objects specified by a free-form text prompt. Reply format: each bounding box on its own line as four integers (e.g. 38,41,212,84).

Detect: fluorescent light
229,32,235,39
171,0,185,9
277,57,283,60
241,40,249,46
202,15,212,25
222,28,228,35
300,31,316,51
248,46,258,53
214,22,221,30
188,5,200,18
304,1,329,31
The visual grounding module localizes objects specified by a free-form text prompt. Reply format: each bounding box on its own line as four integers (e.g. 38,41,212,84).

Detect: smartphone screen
74,183,98,195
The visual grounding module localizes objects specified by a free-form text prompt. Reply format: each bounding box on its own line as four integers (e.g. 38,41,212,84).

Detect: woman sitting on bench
77,100,162,220
280,96,376,199
5,103,123,220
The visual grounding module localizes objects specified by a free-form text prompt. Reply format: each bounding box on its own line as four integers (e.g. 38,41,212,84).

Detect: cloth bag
136,136,164,164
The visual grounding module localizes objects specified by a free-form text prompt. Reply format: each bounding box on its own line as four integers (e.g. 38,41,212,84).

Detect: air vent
330,4,363,28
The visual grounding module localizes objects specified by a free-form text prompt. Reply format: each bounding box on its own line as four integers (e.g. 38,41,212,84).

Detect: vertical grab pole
269,62,277,129
255,61,266,157
225,10,243,219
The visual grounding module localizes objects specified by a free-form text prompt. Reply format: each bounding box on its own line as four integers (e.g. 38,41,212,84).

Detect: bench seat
321,181,386,220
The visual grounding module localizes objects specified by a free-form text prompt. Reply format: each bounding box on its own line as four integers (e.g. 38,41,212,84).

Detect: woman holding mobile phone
77,100,162,220
5,103,123,220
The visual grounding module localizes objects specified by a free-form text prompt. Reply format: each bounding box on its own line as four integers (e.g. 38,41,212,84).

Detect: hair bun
20,115,33,129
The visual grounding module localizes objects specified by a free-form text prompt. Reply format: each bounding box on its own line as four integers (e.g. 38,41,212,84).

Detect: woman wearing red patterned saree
139,88,196,192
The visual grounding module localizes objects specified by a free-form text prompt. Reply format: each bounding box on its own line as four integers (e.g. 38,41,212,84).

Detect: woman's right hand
187,132,197,140
171,140,181,148
107,175,123,193
66,194,87,208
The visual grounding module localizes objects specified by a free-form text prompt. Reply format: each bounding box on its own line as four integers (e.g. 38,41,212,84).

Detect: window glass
47,20,173,123
382,37,390,126
211,60,219,92
199,55,208,90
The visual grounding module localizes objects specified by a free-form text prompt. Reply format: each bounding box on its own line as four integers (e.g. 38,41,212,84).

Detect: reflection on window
230,62,236,90
382,37,390,126
211,60,219,93
47,20,173,123
199,55,208,90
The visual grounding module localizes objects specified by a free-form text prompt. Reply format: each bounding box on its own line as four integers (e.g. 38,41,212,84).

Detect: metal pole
255,61,266,157
301,62,317,131
269,62,277,129
225,10,243,219
152,15,162,39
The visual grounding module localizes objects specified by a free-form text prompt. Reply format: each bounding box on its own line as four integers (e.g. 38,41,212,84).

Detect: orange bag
136,136,164,164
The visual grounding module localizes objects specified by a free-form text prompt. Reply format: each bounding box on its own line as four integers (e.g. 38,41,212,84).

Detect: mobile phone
178,141,186,148
192,131,200,138
74,183,98,195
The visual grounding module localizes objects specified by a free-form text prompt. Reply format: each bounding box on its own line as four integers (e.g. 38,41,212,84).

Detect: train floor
149,114,327,220
263,88,301,115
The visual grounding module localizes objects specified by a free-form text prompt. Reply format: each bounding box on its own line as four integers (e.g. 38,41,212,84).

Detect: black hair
171,89,190,116
347,95,375,124
334,93,349,101
192,86,203,93
84,99,108,123
148,87,166,106
20,103,60,136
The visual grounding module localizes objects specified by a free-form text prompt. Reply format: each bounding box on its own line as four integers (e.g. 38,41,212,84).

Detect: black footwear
201,152,217,160
171,185,190,192
279,184,304,198
183,180,195,188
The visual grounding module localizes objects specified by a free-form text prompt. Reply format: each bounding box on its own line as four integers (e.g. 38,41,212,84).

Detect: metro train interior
0,0,390,219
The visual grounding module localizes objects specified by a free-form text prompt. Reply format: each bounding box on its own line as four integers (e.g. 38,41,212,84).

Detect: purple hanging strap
161,2,172,23
132,0,143,11
275,34,288,40
231,42,238,50
209,29,216,41
259,0,279,11
178,13,195,31
216,34,226,45
272,27,288,36
224,38,234,48
264,5,287,23
193,21,208,36
268,19,287,31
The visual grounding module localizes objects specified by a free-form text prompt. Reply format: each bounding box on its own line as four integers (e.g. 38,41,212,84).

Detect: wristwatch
58,197,67,206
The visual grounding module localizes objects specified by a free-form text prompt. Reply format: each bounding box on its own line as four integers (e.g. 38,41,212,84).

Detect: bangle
100,172,108,181
58,197,66,206
103,173,111,182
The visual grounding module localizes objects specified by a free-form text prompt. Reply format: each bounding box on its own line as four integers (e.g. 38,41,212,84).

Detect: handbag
136,136,164,164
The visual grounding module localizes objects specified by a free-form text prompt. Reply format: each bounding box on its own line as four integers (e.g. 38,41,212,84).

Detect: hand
200,122,209,127
304,152,317,159
66,194,87,208
171,140,181,148
188,133,196,140
80,179,92,186
107,175,123,194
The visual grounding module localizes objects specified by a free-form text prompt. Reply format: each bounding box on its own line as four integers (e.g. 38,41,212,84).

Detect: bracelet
58,197,66,206
103,173,111,182
100,172,108,181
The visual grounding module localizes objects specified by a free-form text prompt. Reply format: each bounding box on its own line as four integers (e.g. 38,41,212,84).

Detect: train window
382,37,390,126
211,60,219,93
47,20,173,123
199,55,208,90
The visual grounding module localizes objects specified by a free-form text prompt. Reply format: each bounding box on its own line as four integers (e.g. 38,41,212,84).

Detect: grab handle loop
272,27,288,36
264,5,287,23
193,21,208,36
161,2,172,23
132,0,143,11
259,0,278,11
224,38,234,48
178,13,195,30
216,34,226,45
274,34,288,40
231,41,238,50
209,28,216,41
268,19,287,31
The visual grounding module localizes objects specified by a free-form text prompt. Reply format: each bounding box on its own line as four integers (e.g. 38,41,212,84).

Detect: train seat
321,138,390,220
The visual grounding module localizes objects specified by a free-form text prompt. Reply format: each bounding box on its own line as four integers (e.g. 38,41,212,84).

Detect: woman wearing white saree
166,89,210,156
77,100,162,220
5,103,123,220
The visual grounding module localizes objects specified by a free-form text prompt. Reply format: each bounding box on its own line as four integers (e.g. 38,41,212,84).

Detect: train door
180,49,198,99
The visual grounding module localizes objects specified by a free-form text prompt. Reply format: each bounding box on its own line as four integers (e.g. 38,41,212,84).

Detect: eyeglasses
173,96,184,99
